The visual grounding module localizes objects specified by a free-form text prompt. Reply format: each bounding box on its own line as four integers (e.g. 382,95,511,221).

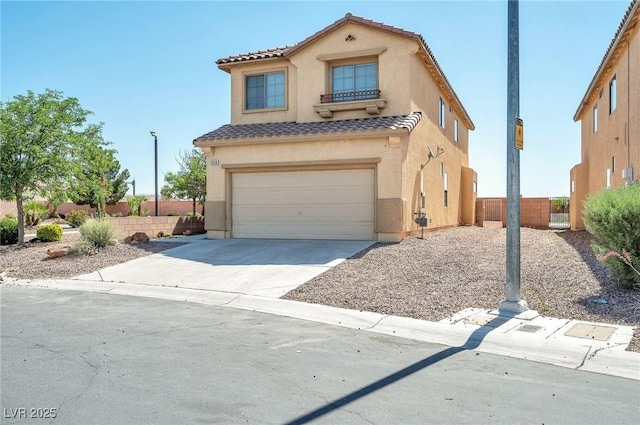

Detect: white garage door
232,169,374,240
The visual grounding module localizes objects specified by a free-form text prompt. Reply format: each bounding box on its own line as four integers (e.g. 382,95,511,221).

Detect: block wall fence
106,216,205,240
0,200,205,241
2,198,561,236
475,197,551,229
0,200,203,218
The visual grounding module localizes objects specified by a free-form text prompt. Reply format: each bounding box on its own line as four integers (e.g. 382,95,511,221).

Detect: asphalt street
2,287,639,425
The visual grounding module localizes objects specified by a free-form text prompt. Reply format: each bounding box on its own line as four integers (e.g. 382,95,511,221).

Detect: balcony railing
320,90,381,104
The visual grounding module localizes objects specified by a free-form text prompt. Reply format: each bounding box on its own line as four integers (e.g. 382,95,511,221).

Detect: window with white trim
609,75,616,114
439,98,445,128
606,168,611,189
593,104,598,133
454,118,459,143
245,71,285,110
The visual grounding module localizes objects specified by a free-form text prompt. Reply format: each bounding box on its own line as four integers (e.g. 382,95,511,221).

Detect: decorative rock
47,246,69,259
125,232,150,244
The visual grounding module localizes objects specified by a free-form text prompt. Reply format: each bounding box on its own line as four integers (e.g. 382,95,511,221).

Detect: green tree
161,148,206,215
43,178,68,218
0,89,93,246
68,132,130,218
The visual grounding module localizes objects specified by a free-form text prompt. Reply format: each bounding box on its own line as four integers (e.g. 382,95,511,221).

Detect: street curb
4,278,639,381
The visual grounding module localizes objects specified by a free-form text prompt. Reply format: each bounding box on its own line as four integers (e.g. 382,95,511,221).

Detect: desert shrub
0,217,19,245
583,183,640,289
4,213,16,220
24,201,48,227
186,212,202,217
79,219,118,248
36,223,63,242
66,209,89,227
69,238,97,256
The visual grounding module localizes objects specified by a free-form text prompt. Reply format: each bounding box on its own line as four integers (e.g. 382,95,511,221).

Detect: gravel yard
0,232,185,280
1,225,638,352
284,226,640,352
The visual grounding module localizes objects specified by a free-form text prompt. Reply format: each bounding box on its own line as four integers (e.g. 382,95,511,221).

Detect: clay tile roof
216,46,293,65
194,112,422,143
574,0,639,120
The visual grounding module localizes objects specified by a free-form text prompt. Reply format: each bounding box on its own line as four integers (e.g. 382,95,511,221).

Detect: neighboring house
194,13,476,242
570,0,639,230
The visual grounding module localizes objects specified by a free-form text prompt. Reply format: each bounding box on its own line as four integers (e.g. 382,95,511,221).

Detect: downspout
627,39,631,171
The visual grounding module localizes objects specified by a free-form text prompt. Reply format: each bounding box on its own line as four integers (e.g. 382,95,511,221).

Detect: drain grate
516,324,543,333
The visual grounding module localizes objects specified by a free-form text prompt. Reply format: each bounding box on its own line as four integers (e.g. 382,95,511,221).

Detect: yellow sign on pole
515,118,524,150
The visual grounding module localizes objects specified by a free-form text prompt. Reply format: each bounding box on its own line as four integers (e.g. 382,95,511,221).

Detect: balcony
314,90,387,118
320,90,381,104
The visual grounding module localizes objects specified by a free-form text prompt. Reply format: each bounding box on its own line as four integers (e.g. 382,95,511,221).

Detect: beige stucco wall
205,20,475,241
460,167,477,225
224,23,418,125
570,163,588,230
573,22,639,222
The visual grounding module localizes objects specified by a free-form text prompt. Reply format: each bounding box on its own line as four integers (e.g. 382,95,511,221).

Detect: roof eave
574,0,639,121
193,128,412,148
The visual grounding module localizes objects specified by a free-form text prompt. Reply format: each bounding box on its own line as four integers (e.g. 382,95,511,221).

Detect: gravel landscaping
1,225,638,352
284,226,640,352
0,231,185,281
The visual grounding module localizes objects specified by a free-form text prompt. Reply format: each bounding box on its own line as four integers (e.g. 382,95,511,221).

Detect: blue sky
1,0,632,197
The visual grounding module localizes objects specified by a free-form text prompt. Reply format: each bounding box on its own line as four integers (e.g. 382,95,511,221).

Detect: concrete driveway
76,237,374,298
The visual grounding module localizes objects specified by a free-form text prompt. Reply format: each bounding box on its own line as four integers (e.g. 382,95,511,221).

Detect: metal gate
549,197,570,229
483,199,503,226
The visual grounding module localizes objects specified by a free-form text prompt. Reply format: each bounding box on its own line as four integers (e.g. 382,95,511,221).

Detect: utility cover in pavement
564,323,616,341
516,324,543,333
464,314,509,328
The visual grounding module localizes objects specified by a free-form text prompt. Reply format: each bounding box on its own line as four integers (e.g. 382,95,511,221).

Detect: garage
232,169,375,240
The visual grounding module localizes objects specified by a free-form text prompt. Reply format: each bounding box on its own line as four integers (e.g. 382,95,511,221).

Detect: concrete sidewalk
8,276,639,381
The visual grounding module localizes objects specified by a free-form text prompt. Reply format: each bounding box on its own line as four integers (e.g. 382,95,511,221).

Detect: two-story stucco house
194,13,476,242
570,0,639,230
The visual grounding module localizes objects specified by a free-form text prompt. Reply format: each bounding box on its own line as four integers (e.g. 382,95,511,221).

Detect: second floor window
593,104,598,132
439,98,445,128
609,75,616,114
331,62,377,102
246,71,285,110
454,118,459,142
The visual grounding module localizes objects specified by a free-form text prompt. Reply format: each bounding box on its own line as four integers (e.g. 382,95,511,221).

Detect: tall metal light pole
500,0,528,314
126,179,136,196
150,131,159,216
